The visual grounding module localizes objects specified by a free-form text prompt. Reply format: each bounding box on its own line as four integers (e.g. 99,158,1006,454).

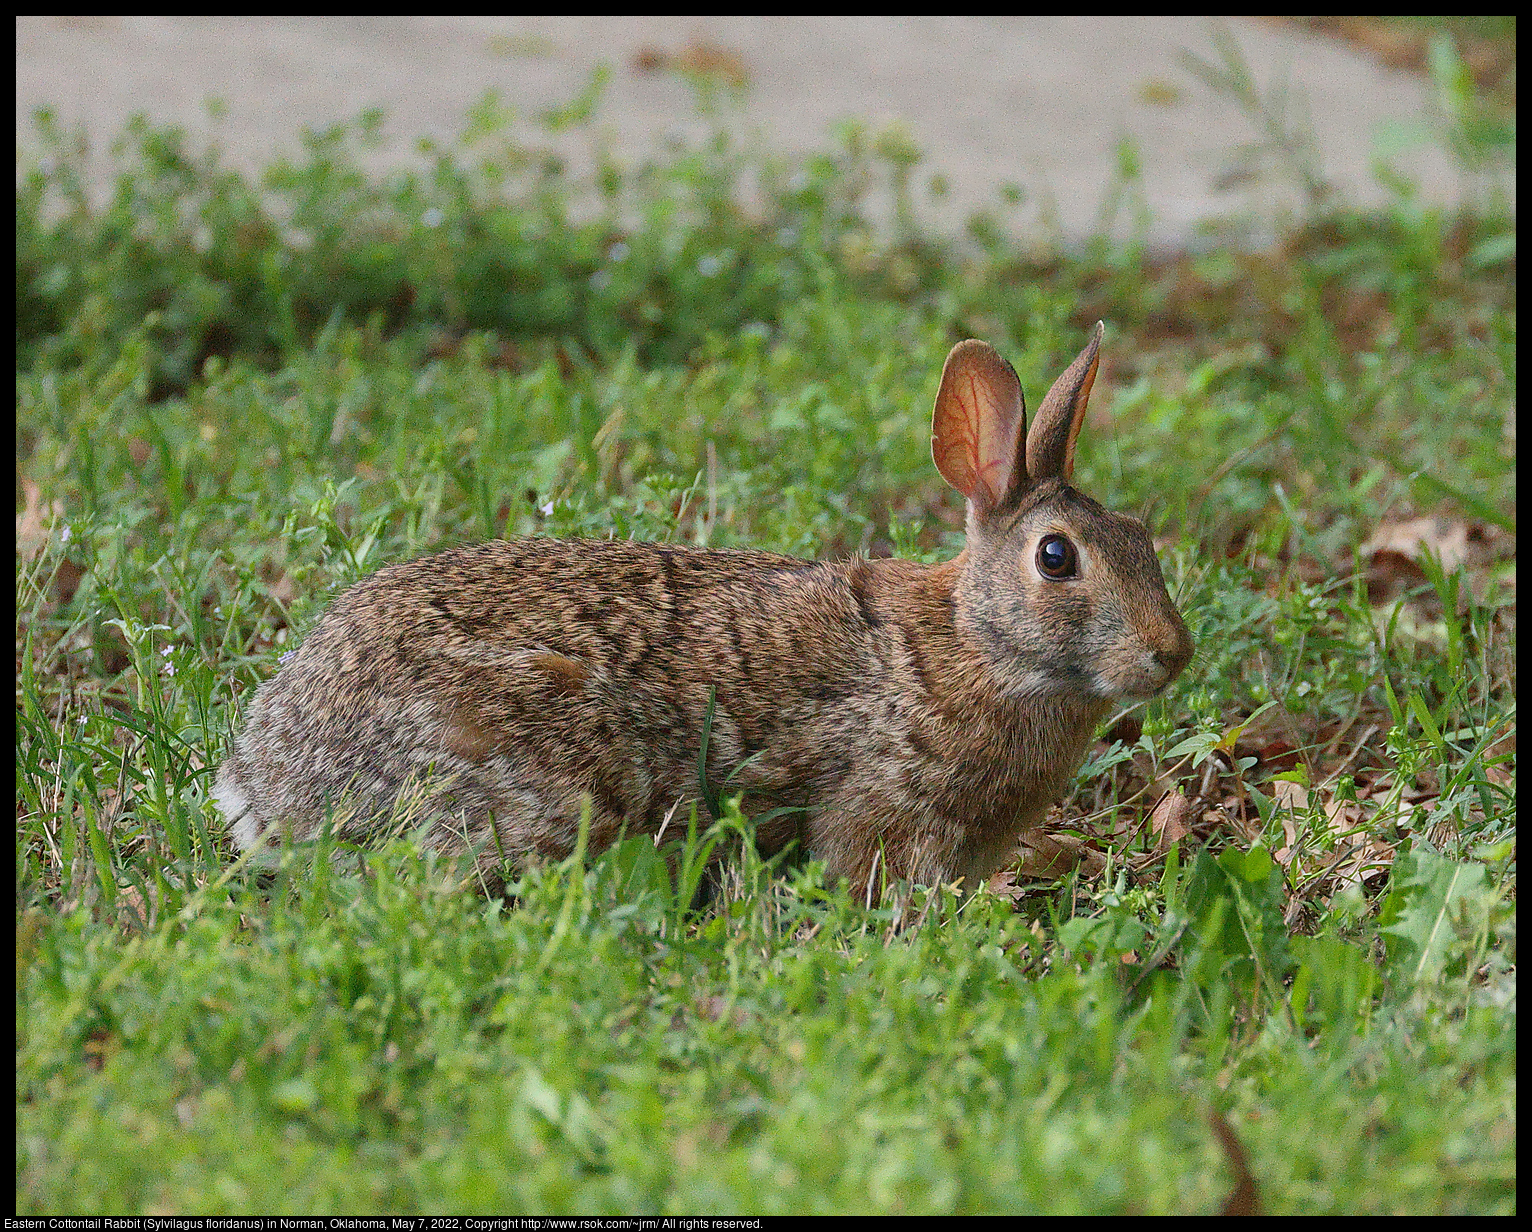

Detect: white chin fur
1000,669,1065,699
1092,673,1163,702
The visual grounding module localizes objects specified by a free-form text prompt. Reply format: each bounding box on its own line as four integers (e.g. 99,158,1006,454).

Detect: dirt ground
16,16,1490,250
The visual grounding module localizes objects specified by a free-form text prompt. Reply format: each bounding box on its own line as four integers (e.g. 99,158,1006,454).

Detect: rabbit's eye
1036,534,1078,580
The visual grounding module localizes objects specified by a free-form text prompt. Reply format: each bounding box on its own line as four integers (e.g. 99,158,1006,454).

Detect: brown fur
215,325,1194,895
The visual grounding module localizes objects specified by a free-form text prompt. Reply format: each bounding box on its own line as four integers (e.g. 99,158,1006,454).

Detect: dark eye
1036,534,1078,580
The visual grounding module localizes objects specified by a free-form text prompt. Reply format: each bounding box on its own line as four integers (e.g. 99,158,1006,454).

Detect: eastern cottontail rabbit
215,323,1193,895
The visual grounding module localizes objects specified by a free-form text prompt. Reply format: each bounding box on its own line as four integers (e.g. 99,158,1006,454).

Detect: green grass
16,29,1515,1215
15,836,1515,1212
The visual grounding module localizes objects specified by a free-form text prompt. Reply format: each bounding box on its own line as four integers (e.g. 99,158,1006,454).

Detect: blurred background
15,16,1517,251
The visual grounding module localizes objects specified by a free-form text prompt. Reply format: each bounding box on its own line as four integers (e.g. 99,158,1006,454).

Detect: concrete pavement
16,16,1495,251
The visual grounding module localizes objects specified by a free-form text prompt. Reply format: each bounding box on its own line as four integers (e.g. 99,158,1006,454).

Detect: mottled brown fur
216,324,1194,896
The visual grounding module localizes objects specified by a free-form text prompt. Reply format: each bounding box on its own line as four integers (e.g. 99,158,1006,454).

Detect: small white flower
59,525,72,544
589,269,612,291
607,241,630,263
696,254,721,277
540,501,555,517
421,207,444,229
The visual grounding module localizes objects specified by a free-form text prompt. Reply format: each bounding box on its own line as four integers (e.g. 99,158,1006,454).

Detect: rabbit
214,321,1194,897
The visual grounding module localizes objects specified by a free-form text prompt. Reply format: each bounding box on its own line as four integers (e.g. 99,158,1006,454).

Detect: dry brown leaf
17,480,86,607
1254,738,1302,774
1271,779,1308,865
1326,834,1396,895
1427,814,1461,848
632,40,750,88
268,572,300,606
114,882,152,930
51,558,86,606
985,865,1021,901
1271,779,1310,812
1321,795,1366,835
1149,790,1196,854
1211,795,1262,846
676,41,749,87
1361,514,1511,610
1481,731,1516,790
16,478,65,560
1364,547,1428,606
1266,16,1516,93
1010,832,1108,882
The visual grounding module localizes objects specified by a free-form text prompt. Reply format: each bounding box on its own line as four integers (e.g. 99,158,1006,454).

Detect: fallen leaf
16,479,66,559
632,40,750,88
1360,514,1510,609
1255,738,1302,773
1011,831,1108,881
1327,834,1396,895
1271,779,1310,812
268,573,299,606
1149,790,1196,853
1271,779,1309,864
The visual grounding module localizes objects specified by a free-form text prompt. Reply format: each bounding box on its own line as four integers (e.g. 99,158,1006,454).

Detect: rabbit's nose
1155,629,1194,681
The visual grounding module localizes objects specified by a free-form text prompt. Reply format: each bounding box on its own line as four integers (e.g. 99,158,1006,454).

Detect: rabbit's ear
932,340,1028,514
1025,321,1104,483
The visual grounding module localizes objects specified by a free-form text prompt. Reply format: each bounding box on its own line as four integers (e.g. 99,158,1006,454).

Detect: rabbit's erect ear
931,340,1027,514
1025,321,1104,483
